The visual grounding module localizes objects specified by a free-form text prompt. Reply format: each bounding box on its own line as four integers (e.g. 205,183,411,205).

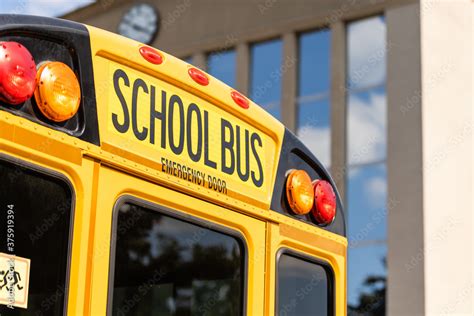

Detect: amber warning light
34,61,81,122
285,169,336,225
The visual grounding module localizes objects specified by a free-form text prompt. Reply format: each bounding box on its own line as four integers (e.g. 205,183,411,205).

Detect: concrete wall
386,3,425,315
64,0,414,57
420,0,472,314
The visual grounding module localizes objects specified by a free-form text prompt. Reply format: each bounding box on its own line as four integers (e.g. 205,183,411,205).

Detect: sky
0,0,95,17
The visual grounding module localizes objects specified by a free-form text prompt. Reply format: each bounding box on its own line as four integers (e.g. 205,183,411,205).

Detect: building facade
63,0,473,314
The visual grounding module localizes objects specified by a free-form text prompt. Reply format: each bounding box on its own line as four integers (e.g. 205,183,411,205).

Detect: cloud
297,125,330,167
365,175,387,208
347,16,386,89
347,91,387,166
1,0,95,17
297,89,386,169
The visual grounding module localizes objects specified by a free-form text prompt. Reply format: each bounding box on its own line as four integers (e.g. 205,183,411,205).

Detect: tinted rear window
277,253,332,316
109,201,245,315
0,159,73,315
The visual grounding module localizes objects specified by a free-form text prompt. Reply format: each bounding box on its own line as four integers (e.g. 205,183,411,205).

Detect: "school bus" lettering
111,68,264,187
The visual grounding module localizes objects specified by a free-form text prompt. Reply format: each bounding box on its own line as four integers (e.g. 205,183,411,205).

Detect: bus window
0,158,73,315
277,253,332,316
109,201,245,316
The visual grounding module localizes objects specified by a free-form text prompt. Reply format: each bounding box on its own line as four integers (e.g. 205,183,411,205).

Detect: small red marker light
139,46,163,65
188,67,209,86
312,180,337,226
0,41,37,104
231,90,249,109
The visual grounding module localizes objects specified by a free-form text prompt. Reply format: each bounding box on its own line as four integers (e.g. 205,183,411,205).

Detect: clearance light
34,61,81,122
312,180,336,226
139,46,163,65
0,41,37,104
286,170,314,215
188,67,209,86
231,90,249,109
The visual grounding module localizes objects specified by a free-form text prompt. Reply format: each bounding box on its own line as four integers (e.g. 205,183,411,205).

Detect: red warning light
312,180,337,225
0,42,37,104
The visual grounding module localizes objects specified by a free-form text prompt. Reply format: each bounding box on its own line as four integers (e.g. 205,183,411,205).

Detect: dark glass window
277,253,331,316
0,159,73,315
110,202,244,316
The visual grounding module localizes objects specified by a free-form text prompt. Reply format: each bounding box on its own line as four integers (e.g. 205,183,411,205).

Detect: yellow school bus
0,15,346,315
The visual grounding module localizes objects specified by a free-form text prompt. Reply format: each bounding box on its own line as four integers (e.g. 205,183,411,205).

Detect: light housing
312,180,337,225
285,169,314,215
34,61,81,122
0,41,37,104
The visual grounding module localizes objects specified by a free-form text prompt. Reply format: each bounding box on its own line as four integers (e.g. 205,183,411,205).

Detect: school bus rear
0,15,346,315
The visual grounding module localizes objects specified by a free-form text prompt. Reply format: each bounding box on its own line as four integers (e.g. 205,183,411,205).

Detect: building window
250,39,283,120
346,16,387,315
110,201,244,316
207,50,236,87
296,29,331,167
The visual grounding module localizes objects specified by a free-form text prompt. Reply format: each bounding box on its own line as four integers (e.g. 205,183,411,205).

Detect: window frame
0,153,76,316
106,194,249,316
275,248,335,316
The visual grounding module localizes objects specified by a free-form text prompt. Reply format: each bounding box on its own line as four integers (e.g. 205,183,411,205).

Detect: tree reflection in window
110,202,244,316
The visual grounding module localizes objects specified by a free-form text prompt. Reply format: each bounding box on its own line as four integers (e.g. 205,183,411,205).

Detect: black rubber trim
270,128,346,236
0,14,100,145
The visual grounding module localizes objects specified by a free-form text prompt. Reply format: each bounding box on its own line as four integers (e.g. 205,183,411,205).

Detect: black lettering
204,111,217,169
236,125,250,181
222,180,227,194
221,118,235,175
150,86,166,146
112,69,130,133
251,133,264,187
161,157,166,172
168,95,185,155
131,78,148,141
186,103,202,162
167,159,173,174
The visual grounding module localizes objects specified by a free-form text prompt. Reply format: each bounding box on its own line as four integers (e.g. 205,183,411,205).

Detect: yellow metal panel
266,222,347,315
90,165,266,315
0,116,97,315
85,25,285,211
